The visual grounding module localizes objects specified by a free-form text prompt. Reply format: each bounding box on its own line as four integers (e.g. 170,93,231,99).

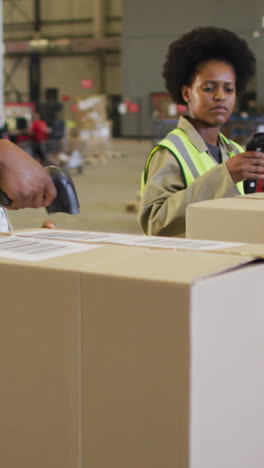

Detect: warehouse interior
8,137,145,233
2,2,264,468
3,0,264,233
3,0,139,232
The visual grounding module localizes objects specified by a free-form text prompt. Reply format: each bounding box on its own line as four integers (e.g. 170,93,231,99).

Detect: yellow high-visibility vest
141,128,244,194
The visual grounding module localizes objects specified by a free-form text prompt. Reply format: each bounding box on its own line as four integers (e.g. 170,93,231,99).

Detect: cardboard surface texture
1,230,264,468
187,194,264,243
15,227,264,260
238,191,264,200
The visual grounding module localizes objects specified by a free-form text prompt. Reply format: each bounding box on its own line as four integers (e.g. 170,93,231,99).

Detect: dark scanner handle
46,166,80,214
0,165,80,214
245,132,264,153
0,190,12,207
244,132,264,194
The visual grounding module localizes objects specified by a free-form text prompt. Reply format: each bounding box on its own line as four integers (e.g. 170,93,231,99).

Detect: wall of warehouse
4,0,264,138
122,0,264,136
4,0,122,39
3,0,122,110
4,55,121,101
42,55,121,96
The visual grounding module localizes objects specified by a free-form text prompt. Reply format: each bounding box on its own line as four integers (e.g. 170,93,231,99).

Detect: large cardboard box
186,193,264,243
1,231,264,468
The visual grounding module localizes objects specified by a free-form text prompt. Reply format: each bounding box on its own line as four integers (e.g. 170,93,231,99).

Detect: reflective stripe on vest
141,128,244,194
165,133,200,179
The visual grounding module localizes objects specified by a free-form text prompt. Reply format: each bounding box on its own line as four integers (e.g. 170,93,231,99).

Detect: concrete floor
8,139,152,234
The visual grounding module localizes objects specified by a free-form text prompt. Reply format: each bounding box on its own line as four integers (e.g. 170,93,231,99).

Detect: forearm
0,139,16,169
139,162,240,237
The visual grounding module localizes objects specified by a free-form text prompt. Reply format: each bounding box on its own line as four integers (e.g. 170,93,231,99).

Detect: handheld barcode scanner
244,132,264,194
0,165,80,214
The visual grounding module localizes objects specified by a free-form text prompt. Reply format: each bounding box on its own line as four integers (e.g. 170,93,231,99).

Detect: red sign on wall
128,102,140,113
81,79,93,89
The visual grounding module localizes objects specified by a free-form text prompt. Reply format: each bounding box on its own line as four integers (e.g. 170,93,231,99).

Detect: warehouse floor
8,138,152,235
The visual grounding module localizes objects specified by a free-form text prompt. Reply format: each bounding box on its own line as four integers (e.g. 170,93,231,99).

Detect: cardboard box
239,192,264,201
1,232,264,467
186,194,264,243
75,95,107,131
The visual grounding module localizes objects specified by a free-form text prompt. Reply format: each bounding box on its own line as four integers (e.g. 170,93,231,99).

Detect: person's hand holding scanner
0,140,57,209
226,151,264,183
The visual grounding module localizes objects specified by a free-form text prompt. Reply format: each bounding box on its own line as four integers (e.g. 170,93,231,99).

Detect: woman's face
182,60,236,127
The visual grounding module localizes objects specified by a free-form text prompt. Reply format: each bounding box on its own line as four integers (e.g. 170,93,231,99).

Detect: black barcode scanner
0,165,80,214
244,132,264,194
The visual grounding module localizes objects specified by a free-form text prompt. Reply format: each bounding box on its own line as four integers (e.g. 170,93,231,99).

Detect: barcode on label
0,236,100,261
18,230,118,242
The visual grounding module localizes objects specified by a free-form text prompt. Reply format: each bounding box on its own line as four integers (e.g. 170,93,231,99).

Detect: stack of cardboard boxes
1,228,264,468
66,95,112,162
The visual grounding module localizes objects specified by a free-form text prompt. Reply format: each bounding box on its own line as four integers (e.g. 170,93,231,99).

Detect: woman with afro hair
138,26,263,237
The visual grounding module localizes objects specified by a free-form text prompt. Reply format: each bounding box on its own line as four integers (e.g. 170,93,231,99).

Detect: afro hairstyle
162,26,256,104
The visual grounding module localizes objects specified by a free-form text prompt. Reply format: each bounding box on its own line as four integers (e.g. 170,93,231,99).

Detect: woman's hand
226,151,264,183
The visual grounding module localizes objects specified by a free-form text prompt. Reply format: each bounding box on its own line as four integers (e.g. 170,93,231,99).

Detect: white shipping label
0,235,100,261
113,236,245,250
16,230,129,243
16,230,245,251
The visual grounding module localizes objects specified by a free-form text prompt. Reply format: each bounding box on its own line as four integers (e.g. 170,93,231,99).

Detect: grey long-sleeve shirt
138,116,241,237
